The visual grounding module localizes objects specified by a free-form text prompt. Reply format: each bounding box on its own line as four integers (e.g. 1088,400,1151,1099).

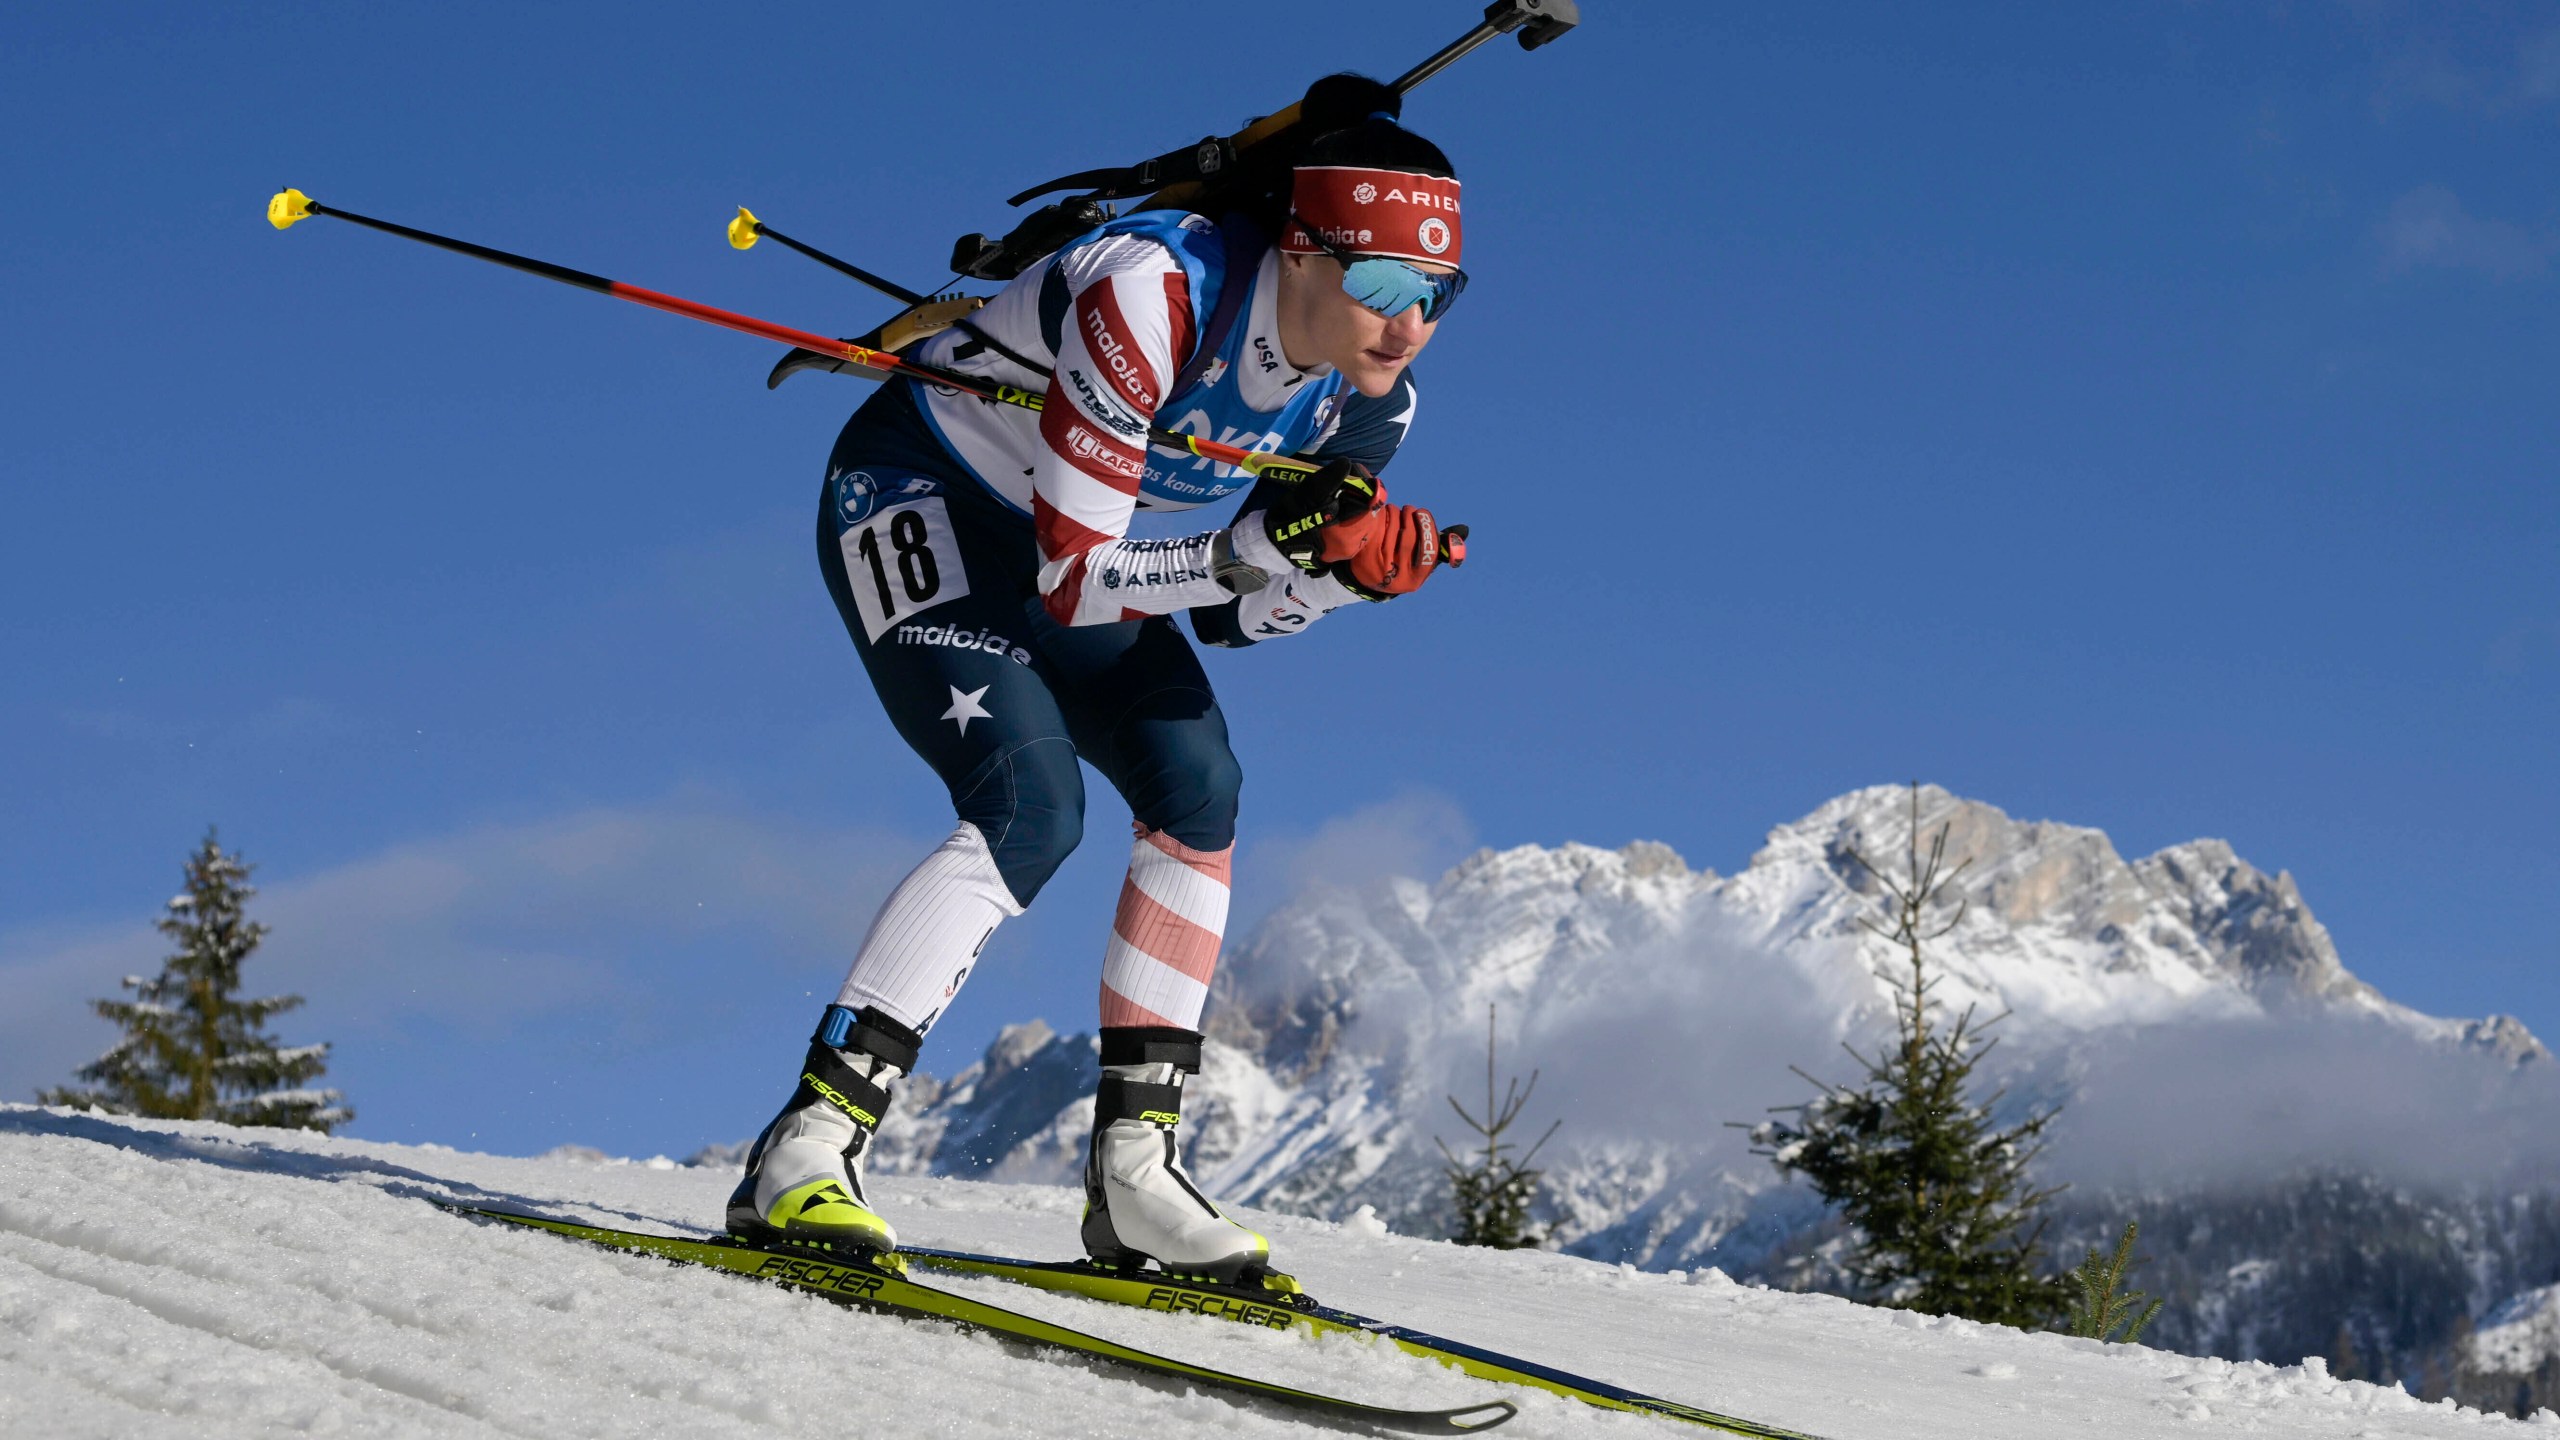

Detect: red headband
1280,166,1463,267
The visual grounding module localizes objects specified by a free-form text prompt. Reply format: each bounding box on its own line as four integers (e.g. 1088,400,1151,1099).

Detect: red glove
1341,503,1443,598
1313,490,1386,564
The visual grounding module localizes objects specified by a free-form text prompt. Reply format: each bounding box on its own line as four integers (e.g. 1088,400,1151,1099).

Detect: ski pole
727,206,929,306
265,187,969,398
729,206,1057,387
265,189,1334,488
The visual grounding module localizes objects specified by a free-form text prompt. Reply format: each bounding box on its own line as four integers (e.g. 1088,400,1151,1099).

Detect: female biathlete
728,85,1466,1282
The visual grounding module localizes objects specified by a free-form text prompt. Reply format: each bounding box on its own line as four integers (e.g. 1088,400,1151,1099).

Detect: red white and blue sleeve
1031,235,1239,626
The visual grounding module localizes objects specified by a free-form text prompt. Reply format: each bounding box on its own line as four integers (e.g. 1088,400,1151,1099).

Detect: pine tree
39,829,349,1132
1749,784,2066,1327
1437,1005,1558,1249
2064,1220,2164,1343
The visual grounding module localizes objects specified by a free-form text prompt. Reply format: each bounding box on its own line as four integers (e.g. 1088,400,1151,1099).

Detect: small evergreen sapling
1437,1005,1559,1249
40,829,349,1132
1749,784,2067,1327
2065,1220,2164,1344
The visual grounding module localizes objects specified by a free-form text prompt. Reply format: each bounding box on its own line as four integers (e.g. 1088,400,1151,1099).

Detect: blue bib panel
1066,211,1351,510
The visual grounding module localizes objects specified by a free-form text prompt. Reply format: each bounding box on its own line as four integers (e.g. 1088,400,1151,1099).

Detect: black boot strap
1098,1025,1202,1073
815,1004,922,1074
799,1040,894,1132
1095,1075,1184,1127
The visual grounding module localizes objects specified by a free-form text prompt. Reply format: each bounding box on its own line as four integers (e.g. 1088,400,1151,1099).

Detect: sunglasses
1291,215,1468,322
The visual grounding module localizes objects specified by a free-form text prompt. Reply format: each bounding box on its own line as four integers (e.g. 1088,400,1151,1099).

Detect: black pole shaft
750,217,1054,380
306,200,617,294
751,222,929,307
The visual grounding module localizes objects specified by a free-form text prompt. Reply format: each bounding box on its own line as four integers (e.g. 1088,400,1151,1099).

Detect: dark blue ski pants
814,403,1240,908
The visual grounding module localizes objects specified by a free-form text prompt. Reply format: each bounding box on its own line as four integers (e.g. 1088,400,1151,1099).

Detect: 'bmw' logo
836,469,882,525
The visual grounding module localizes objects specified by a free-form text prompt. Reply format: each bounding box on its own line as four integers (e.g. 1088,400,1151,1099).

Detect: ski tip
268,187,315,231
728,206,762,251
1438,1399,1519,1433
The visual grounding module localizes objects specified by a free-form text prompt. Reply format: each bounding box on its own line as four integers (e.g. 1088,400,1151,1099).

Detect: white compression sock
837,823,1026,1033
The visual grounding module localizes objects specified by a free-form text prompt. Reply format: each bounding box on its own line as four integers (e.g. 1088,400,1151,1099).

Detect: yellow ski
442,1205,1515,1435
905,1247,1826,1437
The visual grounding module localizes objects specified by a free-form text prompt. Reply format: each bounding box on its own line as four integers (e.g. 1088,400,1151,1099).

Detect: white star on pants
941,684,993,735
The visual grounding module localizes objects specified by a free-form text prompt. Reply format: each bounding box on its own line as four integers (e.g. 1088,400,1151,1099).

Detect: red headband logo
1283,166,1463,267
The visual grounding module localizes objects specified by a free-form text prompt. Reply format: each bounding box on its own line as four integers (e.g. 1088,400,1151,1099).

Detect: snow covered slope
3,1105,2544,1438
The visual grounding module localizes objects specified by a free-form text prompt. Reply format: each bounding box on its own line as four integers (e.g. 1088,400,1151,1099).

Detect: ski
440,1205,1515,1435
904,1248,1827,1439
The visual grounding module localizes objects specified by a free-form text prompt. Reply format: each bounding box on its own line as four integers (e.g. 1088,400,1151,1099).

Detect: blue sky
3,4,2553,1159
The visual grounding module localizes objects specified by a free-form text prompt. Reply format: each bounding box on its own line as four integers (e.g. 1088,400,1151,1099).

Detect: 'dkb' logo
836,469,882,525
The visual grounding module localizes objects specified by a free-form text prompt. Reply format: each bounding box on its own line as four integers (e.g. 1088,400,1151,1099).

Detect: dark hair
1295,73,1405,138
1298,118,1456,181
1228,74,1456,233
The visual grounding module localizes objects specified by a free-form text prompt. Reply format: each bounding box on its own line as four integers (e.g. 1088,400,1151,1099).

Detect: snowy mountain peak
2132,838,2374,1008
865,785,2543,1260
1724,783,2411,1033
2456,1013,2552,1069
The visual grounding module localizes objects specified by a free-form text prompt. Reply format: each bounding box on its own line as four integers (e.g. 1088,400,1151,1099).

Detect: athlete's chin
1343,353,1411,396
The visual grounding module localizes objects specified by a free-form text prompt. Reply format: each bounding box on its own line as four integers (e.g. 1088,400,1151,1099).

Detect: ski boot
726,1004,919,1254
1080,1026,1271,1283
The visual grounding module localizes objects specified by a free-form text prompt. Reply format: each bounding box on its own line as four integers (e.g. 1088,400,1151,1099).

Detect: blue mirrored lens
1340,257,1465,321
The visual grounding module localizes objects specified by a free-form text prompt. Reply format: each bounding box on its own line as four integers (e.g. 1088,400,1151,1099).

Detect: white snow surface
2472,1285,2560,1380
4,1106,2548,1438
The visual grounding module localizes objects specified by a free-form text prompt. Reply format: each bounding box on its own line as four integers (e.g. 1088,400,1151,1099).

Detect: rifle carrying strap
1169,213,1271,400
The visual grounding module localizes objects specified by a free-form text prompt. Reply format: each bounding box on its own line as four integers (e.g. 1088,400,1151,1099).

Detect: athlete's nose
1383,304,1434,348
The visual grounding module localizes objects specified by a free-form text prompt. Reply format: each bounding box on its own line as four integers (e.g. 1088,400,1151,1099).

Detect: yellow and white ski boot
726,1005,918,1254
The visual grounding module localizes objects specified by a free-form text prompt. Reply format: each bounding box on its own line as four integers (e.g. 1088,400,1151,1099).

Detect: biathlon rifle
946,0,1579,283
743,0,1576,385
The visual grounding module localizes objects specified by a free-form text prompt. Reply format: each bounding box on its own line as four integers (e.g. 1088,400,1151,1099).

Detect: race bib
839,497,969,642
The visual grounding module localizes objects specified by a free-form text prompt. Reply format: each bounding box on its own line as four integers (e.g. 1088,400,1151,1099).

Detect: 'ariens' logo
1377,186,1459,213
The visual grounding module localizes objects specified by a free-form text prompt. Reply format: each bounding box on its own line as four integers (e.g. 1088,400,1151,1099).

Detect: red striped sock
1098,826,1232,1030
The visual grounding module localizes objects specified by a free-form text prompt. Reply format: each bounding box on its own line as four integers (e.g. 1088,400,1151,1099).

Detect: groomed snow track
0,1106,2540,1438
